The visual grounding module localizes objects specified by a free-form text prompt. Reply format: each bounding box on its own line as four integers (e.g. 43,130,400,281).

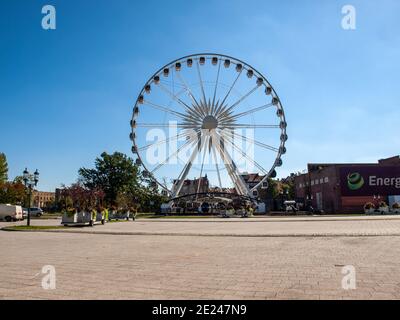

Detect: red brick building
294,156,400,213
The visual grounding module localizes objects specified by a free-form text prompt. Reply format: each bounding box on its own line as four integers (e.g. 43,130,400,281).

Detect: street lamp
306,194,314,212
23,168,39,226
279,190,285,211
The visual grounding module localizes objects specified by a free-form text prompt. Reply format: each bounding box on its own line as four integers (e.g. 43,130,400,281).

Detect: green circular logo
347,172,365,190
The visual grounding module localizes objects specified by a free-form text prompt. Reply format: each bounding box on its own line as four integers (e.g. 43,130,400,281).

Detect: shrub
379,201,388,208
65,207,76,217
364,202,375,210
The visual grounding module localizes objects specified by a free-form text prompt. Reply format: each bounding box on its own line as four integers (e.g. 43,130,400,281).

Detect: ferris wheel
130,53,287,200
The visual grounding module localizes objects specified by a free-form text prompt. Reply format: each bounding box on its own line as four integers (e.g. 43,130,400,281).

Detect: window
311,180,314,186
315,179,319,185
324,177,329,183
320,178,324,184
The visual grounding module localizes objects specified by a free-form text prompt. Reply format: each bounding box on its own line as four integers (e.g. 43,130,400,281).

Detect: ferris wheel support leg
211,132,251,197
171,135,206,198
211,144,223,189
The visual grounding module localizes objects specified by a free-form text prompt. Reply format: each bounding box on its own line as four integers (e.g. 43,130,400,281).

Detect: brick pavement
1,218,400,300
3,215,400,237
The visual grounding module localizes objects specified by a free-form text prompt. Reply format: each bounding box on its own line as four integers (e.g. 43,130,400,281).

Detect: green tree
78,152,142,206
266,178,279,199
0,153,8,183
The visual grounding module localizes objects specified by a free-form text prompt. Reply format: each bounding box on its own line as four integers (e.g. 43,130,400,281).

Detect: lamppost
306,194,314,212
279,189,289,211
23,168,39,226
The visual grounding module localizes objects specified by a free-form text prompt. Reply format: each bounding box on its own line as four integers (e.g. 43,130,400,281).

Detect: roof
307,156,399,167
241,173,265,183
173,175,209,186
296,156,400,175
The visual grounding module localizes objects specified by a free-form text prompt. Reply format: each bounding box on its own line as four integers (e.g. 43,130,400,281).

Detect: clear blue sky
1,0,399,191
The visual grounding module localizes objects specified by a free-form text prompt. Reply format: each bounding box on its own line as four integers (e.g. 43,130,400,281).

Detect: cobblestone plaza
1,216,400,300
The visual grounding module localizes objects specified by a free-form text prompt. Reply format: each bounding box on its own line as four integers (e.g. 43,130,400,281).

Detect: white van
0,204,24,222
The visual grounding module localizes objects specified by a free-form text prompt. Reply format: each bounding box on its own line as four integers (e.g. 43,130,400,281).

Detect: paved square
1,217,400,300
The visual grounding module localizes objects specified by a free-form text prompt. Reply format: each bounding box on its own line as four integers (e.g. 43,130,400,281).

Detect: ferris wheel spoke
158,83,204,119
175,71,203,114
196,60,207,105
175,77,206,118
143,100,192,121
150,136,197,174
221,102,274,123
211,59,222,116
217,85,260,120
229,85,260,109
159,79,205,118
220,130,279,152
214,70,243,117
138,130,189,152
220,124,280,129
220,131,269,175
159,79,186,89
135,123,201,128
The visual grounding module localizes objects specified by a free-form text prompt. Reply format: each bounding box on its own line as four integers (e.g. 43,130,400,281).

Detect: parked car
22,208,28,219
0,204,24,222
28,207,44,217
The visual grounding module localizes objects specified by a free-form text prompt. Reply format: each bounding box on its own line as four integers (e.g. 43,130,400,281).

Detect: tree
78,151,168,213
266,178,279,199
0,181,26,205
59,183,105,211
280,173,298,200
78,152,142,206
0,153,8,183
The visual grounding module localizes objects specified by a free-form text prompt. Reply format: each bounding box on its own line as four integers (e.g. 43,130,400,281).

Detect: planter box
225,210,235,218
364,208,376,215
108,211,116,220
95,212,104,222
118,212,129,219
378,207,390,214
62,212,92,224
109,211,130,220
77,212,92,223
62,212,78,224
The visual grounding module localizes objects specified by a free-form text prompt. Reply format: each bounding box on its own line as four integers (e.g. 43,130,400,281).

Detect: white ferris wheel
130,53,287,201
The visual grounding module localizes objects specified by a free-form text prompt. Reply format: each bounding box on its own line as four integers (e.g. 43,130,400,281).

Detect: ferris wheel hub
202,115,219,130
